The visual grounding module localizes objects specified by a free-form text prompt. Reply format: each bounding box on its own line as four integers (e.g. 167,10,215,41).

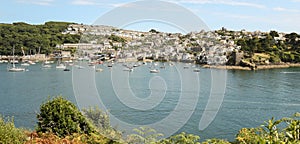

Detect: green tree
201,138,230,144
235,113,300,144
36,96,95,137
0,21,80,55
108,34,126,43
82,107,123,141
269,30,279,38
158,132,200,144
149,29,159,33
0,115,27,144
126,126,163,144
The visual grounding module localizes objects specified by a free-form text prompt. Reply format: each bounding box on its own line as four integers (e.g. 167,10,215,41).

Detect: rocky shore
202,63,300,70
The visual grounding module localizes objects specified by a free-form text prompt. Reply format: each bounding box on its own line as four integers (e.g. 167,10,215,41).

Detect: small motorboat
124,67,133,72
193,68,200,72
42,64,52,68
63,68,70,71
95,68,103,72
150,69,159,73
21,63,30,66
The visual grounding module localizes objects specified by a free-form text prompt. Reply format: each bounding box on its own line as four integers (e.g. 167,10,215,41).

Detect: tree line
216,29,300,63
0,21,80,56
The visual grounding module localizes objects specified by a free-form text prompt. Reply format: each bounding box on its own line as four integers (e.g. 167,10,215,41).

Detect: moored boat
8,66,26,72
63,68,70,71
150,69,159,73
7,46,25,72
96,68,103,72
56,63,66,69
193,68,200,72
42,64,52,68
21,63,30,66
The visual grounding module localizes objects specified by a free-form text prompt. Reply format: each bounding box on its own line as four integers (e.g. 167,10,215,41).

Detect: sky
1,0,300,33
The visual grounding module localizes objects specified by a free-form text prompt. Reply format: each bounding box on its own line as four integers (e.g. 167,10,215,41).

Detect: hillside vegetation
216,29,300,64
0,96,299,144
0,22,80,55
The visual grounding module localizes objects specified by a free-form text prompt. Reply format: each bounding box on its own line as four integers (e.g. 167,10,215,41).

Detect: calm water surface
0,63,299,141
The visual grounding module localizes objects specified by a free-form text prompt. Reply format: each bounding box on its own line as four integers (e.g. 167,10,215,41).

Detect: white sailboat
44,60,51,64
7,46,25,72
56,59,66,69
41,57,52,68
56,63,66,69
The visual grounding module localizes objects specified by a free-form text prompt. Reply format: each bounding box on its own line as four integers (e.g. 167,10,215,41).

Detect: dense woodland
0,22,80,55
216,29,300,63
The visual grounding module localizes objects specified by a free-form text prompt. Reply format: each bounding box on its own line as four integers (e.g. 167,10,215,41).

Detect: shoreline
202,63,300,70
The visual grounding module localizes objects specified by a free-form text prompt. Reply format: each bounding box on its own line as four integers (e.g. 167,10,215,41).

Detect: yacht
7,46,25,72
56,64,66,69
8,64,26,72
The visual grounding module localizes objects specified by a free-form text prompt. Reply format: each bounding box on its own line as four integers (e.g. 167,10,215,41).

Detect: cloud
71,0,118,7
71,0,124,8
213,12,254,19
17,0,54,5
273,7,300,13
71,0,97,5
174,0,265,9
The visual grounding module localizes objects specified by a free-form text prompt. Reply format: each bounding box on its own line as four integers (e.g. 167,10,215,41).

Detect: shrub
201,138,231,144
82,107,123,141
0,115,27,144
158,132,200,144
36,96,95,137
235,128,266,144
25,132,113,144
235,113,300,144
82,107,111,131
281,112,300,142
126,126,163,144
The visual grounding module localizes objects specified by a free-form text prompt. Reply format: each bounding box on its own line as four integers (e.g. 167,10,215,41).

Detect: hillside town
58,24,241,65
1,23,299,70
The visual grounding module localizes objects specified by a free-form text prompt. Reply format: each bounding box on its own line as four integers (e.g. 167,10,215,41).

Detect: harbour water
0,63,299,141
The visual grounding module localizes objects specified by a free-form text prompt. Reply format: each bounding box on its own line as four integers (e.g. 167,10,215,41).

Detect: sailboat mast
12,45,15,68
